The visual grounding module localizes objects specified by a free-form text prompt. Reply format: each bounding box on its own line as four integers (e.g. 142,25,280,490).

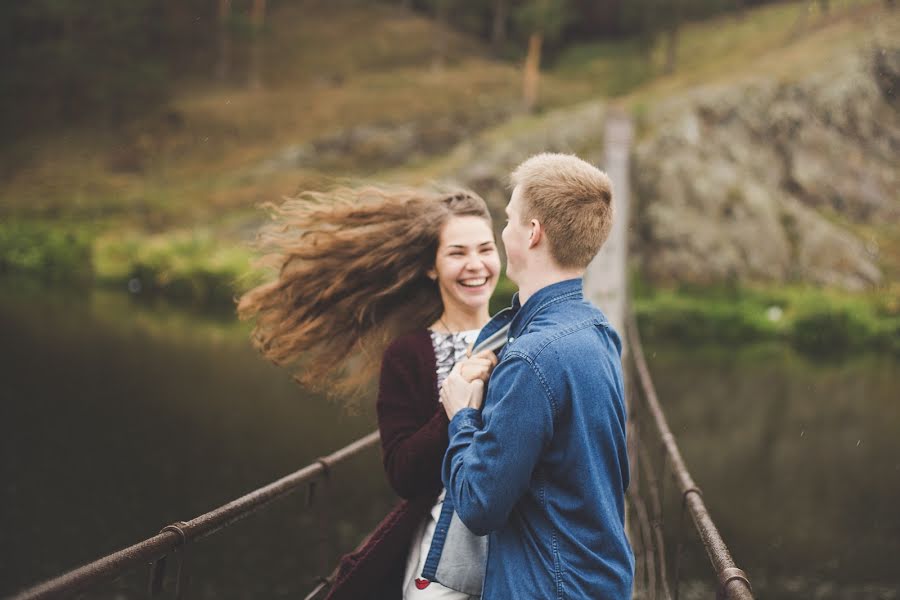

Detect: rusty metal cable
626,312,754,600
10,430,381,600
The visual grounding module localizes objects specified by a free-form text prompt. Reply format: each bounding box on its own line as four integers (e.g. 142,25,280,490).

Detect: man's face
501,185,531,284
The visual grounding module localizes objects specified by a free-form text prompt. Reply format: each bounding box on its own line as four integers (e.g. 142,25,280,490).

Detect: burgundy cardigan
326,330,448,600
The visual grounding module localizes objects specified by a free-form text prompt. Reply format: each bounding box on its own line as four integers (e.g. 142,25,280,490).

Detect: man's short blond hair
510,153,614,269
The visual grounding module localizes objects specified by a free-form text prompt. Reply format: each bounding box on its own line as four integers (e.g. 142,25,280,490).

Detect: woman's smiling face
430,215,500,314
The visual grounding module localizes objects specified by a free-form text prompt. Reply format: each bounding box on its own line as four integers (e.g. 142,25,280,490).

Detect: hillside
418,2,900,292
0,2,581,227
1,0,896,310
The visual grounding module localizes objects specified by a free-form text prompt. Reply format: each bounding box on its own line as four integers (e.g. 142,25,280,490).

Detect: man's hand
441,364,486,420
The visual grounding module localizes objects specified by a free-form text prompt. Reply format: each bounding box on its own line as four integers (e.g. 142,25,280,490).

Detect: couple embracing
240,153,634,599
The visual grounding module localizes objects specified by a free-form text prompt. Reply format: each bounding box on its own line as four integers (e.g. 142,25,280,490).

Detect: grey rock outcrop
633,45,898,290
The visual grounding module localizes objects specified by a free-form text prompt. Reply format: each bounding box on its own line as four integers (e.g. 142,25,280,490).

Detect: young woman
238,187,500,599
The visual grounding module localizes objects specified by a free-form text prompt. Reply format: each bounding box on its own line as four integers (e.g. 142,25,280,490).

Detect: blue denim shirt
439,278,634,599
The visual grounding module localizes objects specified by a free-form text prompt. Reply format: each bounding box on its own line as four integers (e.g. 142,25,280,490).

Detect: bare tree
517,0,568,112
663,0,681,75
522,31,542,111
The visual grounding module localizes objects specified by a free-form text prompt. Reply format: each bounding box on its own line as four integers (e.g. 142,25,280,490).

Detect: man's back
443,279,634,599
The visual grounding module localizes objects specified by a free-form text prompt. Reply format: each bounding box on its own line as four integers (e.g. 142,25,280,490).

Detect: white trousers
401,490,476,600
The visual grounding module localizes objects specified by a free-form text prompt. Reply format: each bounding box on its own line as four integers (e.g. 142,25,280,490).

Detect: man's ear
528,220,542,249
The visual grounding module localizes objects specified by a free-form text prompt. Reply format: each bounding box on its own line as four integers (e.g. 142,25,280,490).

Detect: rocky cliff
632,45,898,290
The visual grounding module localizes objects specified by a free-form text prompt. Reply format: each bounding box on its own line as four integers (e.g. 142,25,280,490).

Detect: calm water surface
1,281,897,598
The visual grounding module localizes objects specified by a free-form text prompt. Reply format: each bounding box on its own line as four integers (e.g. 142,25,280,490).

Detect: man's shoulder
509,311,618,364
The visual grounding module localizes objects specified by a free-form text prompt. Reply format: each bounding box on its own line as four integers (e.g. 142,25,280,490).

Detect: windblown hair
238,186,491,400
511,153,614,269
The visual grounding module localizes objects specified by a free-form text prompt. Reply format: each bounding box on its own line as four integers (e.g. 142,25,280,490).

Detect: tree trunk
522,32,543,113
663,0,681,75
248,0,267,90
216,0,231,82
491,0,508,53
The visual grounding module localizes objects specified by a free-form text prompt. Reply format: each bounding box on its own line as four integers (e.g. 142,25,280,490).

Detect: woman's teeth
459,278,487,288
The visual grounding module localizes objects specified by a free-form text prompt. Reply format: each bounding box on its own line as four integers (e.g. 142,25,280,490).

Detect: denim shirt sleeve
441,353,555,536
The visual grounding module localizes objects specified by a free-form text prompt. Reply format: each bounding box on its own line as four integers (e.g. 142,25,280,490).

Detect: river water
1,281,897,599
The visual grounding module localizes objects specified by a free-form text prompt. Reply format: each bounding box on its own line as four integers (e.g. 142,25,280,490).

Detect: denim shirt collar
508,277,583,338
474,278,586,351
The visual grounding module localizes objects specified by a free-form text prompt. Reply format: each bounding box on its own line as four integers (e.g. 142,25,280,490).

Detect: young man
440,153,634,598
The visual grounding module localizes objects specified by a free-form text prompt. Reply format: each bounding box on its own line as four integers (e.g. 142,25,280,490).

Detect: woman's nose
464,255,483,271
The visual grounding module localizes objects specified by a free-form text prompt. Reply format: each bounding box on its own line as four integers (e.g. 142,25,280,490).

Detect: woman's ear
427,268,437,281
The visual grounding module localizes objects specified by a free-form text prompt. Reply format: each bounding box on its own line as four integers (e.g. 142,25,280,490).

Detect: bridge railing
8,432,381,600
625,312,753,600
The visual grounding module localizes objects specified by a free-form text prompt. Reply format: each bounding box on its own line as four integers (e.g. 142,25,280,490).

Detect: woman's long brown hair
238,186,492,401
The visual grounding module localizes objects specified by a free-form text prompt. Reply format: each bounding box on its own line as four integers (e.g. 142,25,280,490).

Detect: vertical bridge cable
637,442,672,600
148,521,190,598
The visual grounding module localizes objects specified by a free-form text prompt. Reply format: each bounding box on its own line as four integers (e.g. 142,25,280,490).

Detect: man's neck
516,268,584,306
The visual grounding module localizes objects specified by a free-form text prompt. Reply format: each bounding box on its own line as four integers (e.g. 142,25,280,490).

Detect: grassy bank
0,220,262,307
2,219,897,357
633,282,900,356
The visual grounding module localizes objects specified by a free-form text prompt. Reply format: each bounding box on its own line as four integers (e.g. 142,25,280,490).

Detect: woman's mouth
459,277,488,288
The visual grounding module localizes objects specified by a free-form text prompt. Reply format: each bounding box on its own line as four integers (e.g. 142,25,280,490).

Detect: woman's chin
454,286,494,309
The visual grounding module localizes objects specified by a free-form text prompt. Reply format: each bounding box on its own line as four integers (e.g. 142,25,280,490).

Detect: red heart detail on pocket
415,578,431,590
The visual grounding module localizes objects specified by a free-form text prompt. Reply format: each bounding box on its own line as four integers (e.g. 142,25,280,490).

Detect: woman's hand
441,365,485,420
458,350,497,383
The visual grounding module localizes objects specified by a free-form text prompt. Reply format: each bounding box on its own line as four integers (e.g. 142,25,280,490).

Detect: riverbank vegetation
633,282,900,356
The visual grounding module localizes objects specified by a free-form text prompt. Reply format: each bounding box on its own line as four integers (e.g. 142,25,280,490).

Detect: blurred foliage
0,221,94,282
633,279,900,356
0,220,265,306
0,0,786,141
4,215,897,356
490,273,519,313
93,230,264,307
0,0,182,137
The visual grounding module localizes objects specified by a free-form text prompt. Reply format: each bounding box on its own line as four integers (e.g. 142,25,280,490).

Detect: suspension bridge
8,112,753,600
